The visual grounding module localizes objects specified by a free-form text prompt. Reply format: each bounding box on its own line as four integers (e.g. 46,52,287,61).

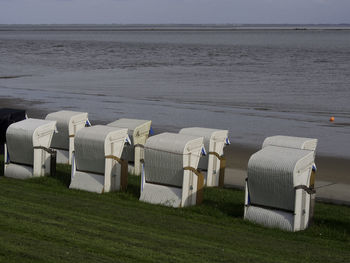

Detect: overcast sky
1,0,349,24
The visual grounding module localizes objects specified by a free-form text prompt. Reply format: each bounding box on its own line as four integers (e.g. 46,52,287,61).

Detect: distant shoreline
1,24,350,31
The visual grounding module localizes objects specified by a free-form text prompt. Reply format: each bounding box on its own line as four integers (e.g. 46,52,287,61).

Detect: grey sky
1,0,349,24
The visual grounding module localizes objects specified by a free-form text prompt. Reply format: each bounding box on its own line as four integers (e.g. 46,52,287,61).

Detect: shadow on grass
187,187,245,218
51,164,72,187
0,161,3,177
51,164,142,199
202,199,244,218
126,174,141,198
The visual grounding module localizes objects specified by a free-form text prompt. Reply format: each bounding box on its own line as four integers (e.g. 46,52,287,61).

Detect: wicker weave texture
248,146,314,211
144,148,184,187
74,125,126,174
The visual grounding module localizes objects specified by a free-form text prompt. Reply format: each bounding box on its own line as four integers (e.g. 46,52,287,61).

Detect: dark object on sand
0,108,26,152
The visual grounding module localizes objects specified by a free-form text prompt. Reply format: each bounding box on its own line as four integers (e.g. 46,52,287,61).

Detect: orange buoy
329,116,335,122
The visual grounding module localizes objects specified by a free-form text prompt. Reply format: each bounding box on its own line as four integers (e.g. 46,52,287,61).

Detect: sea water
0,25,349,157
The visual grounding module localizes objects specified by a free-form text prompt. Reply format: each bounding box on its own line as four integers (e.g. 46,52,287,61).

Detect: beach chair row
1,109,317,232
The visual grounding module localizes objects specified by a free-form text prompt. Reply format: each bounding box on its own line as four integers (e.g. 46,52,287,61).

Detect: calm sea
0,25,349,157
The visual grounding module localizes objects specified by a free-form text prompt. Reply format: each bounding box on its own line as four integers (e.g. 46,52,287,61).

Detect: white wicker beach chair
69,125,129,193
140,132,205,208
107,118,152,176
45,110,90,164
179,127,229,187
244,136,318,231
4,118,57,179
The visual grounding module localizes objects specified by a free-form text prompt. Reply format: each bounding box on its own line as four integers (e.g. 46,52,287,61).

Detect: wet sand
1,97,349,184
0,97,47,119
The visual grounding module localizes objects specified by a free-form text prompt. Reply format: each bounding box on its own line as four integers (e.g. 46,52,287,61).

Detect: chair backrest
179,127,228,170
144,132,203,187
6,118,56,165
107,118,151,162
74,125,127,174
46,110,88,150
247,146,315,211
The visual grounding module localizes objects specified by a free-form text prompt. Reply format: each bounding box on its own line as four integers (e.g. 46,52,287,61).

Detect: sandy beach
1,96,348,186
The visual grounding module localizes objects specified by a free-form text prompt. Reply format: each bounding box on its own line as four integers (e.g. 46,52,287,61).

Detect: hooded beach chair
179,127,229,187
140,132,205,208
45,110,90,164
4,118,57,179
107,118,152,176
69,125,129,193
244,135,318,231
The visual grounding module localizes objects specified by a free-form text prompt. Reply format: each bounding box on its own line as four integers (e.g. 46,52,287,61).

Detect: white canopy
145,132,203,155
262,135,317,151
45,110,88,150
107,118,151,162
5,118,57,179
6,118,57,165
108,118,151,141
179,127,228,170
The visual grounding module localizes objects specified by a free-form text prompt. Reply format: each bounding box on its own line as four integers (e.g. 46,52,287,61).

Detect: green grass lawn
0,156,349,263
